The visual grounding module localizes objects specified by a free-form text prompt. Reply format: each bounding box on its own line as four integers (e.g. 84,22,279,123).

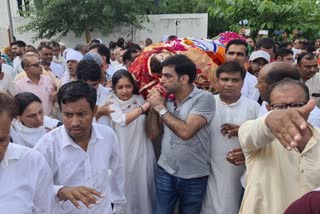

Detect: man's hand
265,99,316,150
147,88,166,112
57,186,104,209
226,147,245,165
221,123,240,138
95,102,114,120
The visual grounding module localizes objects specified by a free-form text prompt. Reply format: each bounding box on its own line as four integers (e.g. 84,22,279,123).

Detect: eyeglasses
251,61,267,68
270,102,307,110
27,62,41,68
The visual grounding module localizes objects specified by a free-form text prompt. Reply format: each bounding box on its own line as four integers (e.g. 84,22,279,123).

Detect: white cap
249,50,270,63
66,50,83,62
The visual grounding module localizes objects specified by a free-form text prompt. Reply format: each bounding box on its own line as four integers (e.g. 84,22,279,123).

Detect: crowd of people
0,33,320,214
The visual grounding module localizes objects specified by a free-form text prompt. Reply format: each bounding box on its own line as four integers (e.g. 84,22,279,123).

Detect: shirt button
301,169,304,173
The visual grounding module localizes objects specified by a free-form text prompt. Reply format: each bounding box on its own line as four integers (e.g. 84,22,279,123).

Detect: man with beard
248,50,270,77
11,40,26,76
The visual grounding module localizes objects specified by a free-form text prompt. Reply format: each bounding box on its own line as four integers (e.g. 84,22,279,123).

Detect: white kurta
201,95,260,214
241,72,260,101
97,93,156,214
0,143,55,213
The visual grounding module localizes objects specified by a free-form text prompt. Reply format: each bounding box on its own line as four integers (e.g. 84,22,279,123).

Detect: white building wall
0,0,207,49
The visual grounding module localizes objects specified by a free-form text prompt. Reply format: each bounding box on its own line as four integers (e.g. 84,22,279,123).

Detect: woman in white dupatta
10,92,60,148
97,70,156,214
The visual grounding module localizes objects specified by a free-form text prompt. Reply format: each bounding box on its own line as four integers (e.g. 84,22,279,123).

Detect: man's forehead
270,84,305,100
41,48,53,53
228,44,246,52
219,71,242,78
301,57,318,64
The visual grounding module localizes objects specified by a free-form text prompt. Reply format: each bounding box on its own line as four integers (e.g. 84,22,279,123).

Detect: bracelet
139,106,145,114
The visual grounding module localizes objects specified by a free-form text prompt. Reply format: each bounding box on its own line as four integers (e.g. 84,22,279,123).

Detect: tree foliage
156,0,320,39
20,0,154,42
208,0,320,39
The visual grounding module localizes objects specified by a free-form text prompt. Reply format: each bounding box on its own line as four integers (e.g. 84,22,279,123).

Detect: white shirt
305,73,320,108
0,143,54,214
292,47,302,61
2,63,16,79
35,123,126,214
112,61,127,72
241,72,260,101
0,70,15,95
96,84,111,106
13,56,23,75
259,101,320,128
201,95,260,214
50,62,65,79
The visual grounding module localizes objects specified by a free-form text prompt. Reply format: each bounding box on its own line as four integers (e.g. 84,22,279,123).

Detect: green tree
21,0,154,42
208,0,320,40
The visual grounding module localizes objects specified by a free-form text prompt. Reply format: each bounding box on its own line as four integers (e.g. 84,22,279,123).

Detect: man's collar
1,143,28,168
60,124,104,149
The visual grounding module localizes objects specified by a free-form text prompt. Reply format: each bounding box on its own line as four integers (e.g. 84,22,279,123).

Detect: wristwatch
159,108,168,117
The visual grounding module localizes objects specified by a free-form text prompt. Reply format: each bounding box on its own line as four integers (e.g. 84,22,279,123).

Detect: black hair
89,44,110,64
124,43,142,51
123,48,139,63
58,81,97,111
10,40,26,48
117,38,125,48
111,69,139,95
15,92,42,116
225,39,248,56
301,45,316,53
167,35,177,41
49,40,60,48
278,42,293,49
74,44,87,52
76,60,101,82
161,54,197,84
0,92,16,119
266,78,310,104
297,52,318,65
109,41,117,49
37,45,53,52
216,61,246,80
256,38,275,50
275,48,293,59
145,38,153,46
25,45,37,53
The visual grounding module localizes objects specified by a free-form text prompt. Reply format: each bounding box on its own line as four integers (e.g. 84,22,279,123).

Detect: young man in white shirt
35,80,126,213
0,92,54,213
225,39,260,101
76,60,112,120
201,61,260,214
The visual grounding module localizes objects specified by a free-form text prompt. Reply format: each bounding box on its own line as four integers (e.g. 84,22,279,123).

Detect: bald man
255,61,320,127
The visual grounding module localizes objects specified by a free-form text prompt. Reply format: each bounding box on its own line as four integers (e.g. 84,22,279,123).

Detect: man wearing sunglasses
15,52,56,116
239,78,320,214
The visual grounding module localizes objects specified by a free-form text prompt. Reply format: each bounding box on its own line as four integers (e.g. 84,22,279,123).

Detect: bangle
139,106,145,114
